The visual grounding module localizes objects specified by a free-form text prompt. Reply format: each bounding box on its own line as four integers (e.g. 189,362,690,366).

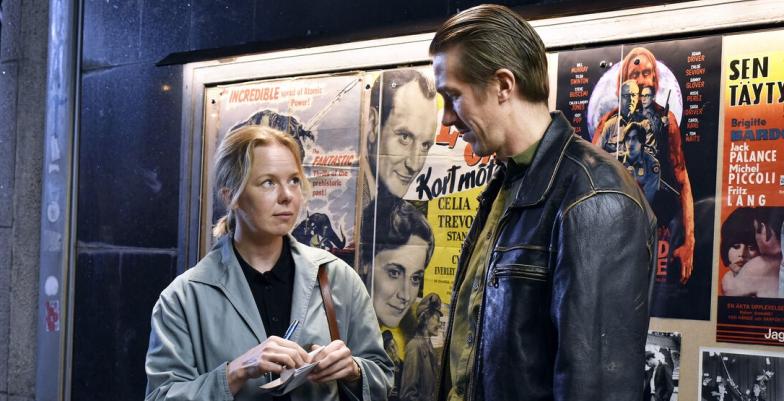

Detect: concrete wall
0,0,49,400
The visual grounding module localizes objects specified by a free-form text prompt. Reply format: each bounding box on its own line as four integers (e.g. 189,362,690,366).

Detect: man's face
620,82,639,118
433,48,506,158
376,80,437,197
641,86,654,108
625,130,642,162
626,54,656,89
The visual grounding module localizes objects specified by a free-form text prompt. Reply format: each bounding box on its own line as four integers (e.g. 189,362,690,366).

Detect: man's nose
442,107,457,127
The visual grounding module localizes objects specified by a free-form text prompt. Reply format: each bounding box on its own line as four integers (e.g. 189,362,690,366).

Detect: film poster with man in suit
554,36,722,320
357,66,493,401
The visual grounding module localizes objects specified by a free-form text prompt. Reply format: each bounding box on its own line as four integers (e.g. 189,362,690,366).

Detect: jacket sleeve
145,286,234,401
337,262,394,401
551,192,655,401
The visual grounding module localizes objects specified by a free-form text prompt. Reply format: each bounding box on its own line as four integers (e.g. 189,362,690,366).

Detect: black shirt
234,239,296,339
234,239,296,401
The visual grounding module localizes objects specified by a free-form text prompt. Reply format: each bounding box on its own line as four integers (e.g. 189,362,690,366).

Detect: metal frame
35,0,81,400
179,0,784,269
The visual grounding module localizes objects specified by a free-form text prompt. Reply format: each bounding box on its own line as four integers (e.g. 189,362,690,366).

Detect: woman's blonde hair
212,125,310,238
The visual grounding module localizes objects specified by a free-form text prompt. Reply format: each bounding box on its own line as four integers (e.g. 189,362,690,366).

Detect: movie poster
357,66,492,400
716,30,784,346
700,348,782,400
555,36,722,320
207,73,365,264
646,331,681,400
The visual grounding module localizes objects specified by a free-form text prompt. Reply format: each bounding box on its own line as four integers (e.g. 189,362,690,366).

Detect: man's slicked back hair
429,4,548,102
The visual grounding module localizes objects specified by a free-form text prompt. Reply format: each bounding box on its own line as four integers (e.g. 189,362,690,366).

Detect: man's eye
387,269,401,279
398,132,413,146
411,273,423,286
422,142,433,151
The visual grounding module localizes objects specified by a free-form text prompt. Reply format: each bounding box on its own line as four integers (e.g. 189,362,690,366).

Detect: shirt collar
504,139,540,186
234,238,293,285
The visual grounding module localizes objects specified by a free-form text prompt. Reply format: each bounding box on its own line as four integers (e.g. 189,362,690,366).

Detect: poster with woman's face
357,66,493,400
716,29,784,346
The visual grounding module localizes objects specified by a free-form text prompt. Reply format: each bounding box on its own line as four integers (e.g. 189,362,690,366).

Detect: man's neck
498,100,551,158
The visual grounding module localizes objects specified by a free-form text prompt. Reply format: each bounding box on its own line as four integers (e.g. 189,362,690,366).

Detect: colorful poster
646,331,681,401
716,30,784,346
700,348,782,400
208,73,365,264
555,36,722,320
357,66,492,400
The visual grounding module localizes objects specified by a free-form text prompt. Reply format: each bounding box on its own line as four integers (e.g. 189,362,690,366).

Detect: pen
283,320,300,341
265,320,300,382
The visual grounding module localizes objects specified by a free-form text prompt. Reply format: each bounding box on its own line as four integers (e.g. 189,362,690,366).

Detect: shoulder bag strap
317,264,341,341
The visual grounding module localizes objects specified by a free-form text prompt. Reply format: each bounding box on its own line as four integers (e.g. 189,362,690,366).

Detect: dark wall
70,0,689,399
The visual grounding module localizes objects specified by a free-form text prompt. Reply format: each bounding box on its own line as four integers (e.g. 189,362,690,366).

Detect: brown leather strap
317,264,341,341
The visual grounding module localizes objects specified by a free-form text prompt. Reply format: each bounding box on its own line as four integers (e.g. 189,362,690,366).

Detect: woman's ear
219,187,233,207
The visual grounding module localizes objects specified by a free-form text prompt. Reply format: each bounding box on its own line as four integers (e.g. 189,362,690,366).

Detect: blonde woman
145,125,392,401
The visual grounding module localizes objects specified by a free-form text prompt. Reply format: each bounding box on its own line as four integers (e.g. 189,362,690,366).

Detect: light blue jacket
145,235,393,401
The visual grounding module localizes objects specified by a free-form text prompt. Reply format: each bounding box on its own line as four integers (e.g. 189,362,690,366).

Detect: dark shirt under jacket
234,239,296,338
234,239,295,401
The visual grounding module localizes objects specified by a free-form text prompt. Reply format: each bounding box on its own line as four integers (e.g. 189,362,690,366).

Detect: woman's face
728,242,758,268
234,143,304,242
372,235,428,327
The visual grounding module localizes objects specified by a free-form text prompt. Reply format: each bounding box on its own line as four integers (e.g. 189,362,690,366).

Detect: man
597,47,695,285
594,79,643,155
638,85,664,153
643,352,674,401
400,293,443,401
622,122,660,203
430,5,656,401
364,68,438,200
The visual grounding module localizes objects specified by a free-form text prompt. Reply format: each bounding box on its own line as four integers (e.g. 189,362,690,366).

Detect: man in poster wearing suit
644,351,674,401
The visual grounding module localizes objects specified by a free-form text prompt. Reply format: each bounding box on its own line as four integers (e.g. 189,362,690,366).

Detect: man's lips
394,171,414,183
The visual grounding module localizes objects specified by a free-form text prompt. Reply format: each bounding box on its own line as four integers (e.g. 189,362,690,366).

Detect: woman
359,199,434,396
145,125,392,401
720,208,759,294
360,199,435,330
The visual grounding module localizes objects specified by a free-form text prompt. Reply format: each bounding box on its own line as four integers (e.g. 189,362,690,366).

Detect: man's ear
494,68,516,103
366,106,379,148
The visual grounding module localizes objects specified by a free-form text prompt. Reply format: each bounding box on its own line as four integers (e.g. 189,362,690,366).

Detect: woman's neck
233,232,284,273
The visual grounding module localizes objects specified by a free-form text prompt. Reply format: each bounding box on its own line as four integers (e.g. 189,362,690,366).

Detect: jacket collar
188,234,337,344
509,111,575,207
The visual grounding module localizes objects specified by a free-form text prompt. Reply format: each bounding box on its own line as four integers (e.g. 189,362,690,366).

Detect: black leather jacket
438,112,657,401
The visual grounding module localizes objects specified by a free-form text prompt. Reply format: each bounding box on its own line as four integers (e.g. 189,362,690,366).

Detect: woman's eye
411,273,423,286
289,176,301,185
260,180,274,188
387,269,401,279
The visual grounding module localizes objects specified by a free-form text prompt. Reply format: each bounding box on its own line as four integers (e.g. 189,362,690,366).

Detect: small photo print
646,331,681,401
700,347,782,400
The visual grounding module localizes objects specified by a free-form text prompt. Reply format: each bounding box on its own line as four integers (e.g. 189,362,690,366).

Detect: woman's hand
226,336,309,394
307,340,361,383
